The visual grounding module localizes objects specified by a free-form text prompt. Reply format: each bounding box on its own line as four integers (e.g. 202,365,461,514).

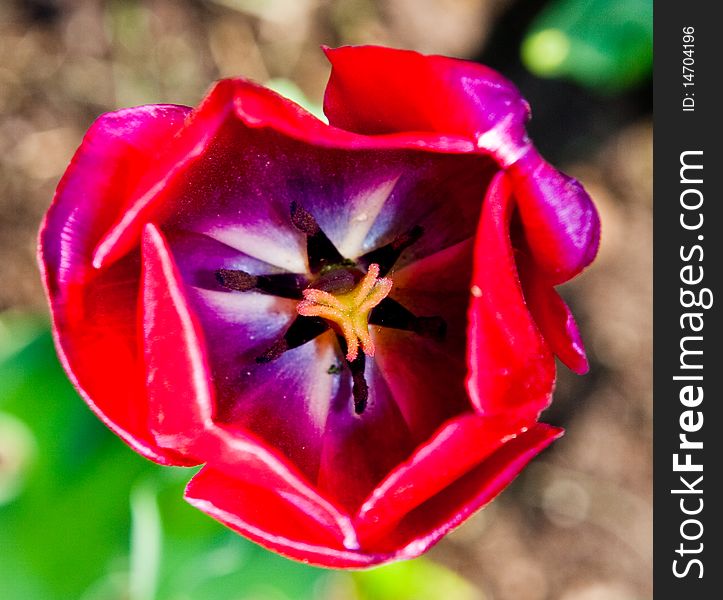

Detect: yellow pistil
296,263,392,362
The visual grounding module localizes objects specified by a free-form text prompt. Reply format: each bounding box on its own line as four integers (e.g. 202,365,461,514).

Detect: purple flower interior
163,119,498,510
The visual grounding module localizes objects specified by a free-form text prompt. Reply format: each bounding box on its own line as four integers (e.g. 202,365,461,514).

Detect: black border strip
654,2,721,596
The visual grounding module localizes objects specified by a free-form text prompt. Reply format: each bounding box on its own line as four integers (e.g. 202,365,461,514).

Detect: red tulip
38,46,599,567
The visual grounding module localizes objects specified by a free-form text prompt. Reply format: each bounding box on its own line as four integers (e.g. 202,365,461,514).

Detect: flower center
297,264,392,362
214,202,446,415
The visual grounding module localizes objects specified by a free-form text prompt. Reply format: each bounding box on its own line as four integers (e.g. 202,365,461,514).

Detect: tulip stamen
369,297,447,340
358,225,424,276
216,268,257,291
297,263,392,362
347,352,369,414
290,201,346,273
238,205,443,415
256,316,329,363
216,269,307,300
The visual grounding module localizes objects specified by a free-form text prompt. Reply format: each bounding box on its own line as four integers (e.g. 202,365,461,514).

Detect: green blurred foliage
265,78,326,121
351,558,483,600
521,0,653,93
0,313,481,599
0,314,329,600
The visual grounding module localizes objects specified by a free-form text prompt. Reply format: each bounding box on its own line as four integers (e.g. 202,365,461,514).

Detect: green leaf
352,558,484,600
521,0,652,93
265,78,326,122
0,313,331,600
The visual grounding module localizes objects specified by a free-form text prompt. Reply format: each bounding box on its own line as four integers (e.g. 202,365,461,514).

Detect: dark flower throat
215,203,445,414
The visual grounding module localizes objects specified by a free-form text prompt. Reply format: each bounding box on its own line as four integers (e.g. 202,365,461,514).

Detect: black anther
369,297,446,341
216,269,306,300
290,202,346,273
256,316,329,363
358,226,424,276
348,352,368,415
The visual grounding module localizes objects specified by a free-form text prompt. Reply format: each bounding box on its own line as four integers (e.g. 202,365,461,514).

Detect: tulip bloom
39,46,599,567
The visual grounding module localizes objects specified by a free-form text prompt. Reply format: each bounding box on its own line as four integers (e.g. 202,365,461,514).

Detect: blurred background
0,0,652,598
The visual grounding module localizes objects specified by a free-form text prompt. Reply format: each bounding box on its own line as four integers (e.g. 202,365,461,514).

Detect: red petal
141,225,364,546
91,87,236,270
185,466,375,567
519,257,589,374
354,413,529,545
323,45,529,161
374,239,474,442
38,105,193,465
186,426,361,557
509,148,600,283
323,46,599,282
375,423,562,555
186,423,561,567
90,78,481,271
316,359,415,512
466,172,556,420
141,224,215,454
40,105,190,293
